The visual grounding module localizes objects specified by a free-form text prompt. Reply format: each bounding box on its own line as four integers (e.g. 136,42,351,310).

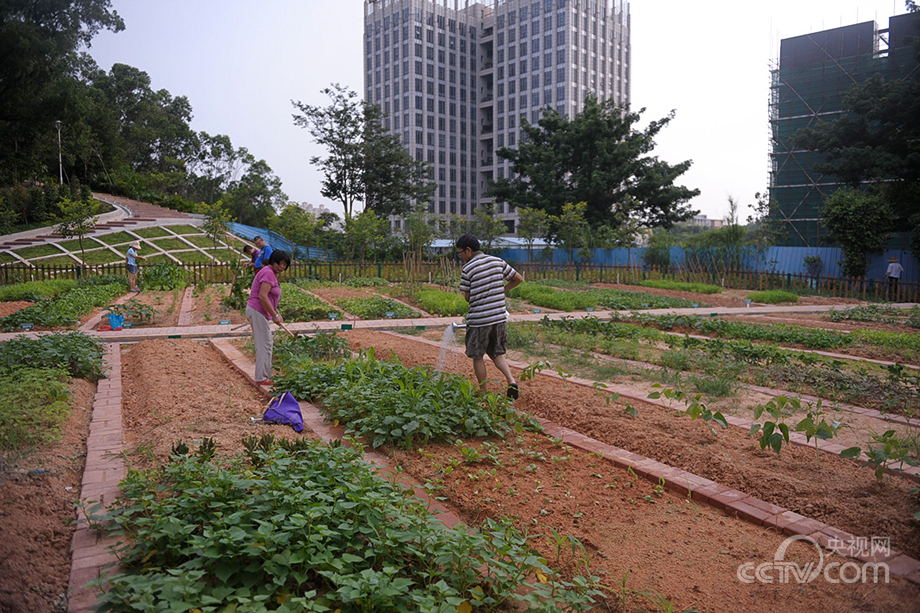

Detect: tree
822,189,892,277
200,200,232,258
292,84,433,223
491,96,699,231
403,205,435,260
553,202,592,263
516,207,551,261
56,197,98,262
472,205,507,251
0,0,124,184
343,210,387,264
268,204,325,254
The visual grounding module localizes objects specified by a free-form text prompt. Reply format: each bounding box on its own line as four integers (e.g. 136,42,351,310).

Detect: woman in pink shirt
245,250,291,385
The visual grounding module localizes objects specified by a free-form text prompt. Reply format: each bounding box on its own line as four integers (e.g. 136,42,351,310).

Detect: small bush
638,279,722,294
747,290,799,304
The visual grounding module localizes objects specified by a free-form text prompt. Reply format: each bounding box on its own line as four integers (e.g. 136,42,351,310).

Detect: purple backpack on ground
263,392,304,433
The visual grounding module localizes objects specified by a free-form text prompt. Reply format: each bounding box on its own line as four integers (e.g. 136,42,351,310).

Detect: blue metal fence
493,245,918,283
226,222,335,262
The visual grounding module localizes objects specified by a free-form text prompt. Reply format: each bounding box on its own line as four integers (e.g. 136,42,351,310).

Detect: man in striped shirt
456,234,525,399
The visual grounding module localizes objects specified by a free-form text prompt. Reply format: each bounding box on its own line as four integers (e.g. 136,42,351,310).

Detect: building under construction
769,12,920,247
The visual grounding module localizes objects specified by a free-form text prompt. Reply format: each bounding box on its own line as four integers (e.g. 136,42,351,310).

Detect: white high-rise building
364,0,630,234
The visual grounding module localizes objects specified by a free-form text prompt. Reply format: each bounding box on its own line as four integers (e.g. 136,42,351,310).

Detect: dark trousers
887,276,900,300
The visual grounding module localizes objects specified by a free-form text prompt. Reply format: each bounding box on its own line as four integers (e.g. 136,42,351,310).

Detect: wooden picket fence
0,260,917,302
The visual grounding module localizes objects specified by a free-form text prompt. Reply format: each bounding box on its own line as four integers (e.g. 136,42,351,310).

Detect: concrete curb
67,344,125,613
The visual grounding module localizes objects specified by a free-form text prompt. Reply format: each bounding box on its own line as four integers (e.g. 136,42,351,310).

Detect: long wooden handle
277,321,297,338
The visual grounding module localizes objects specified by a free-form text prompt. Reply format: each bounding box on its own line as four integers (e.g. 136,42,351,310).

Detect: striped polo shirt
460,253,517,327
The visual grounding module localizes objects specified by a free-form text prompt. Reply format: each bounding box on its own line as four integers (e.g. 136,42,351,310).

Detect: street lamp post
54,120,63,185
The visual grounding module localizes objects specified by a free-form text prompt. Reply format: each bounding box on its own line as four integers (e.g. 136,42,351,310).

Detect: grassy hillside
1,224,250,267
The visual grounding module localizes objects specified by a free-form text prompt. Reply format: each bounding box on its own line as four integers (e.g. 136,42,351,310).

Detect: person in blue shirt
126,241,145,292
243,245,260,268
253,236,273,270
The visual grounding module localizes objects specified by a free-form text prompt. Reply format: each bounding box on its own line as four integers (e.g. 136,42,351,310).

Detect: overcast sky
87,0,906,222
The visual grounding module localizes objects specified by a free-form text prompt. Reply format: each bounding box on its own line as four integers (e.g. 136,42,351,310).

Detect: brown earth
120,339,313,466
307,286,376,302
188,285,245,326
0,379,95,613
0,301,32,317
343,330,920,561
388,433,919,613
119,289,181,327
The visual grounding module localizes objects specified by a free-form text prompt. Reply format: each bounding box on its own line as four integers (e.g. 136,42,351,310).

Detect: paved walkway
3,302,916,344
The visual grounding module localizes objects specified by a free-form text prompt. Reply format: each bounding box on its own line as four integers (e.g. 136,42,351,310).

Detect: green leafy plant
274,331,350,364
275,351,536,448
0,332,104,380
0,284,125,331
0,367,71,453
841,430,920,481
647,384,727,435
749,396,795,454
280,284,340,321
139,262,187,290
106,299,156,324
336,296,419,319
222,262,253,311
415,287,468,316
343,276,389,287
746,290,799,304
0,279,77,302
97,440,602,611
637,279,722,294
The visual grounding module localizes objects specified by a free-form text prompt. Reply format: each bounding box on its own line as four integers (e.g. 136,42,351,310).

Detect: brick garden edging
376,330,920,583
67,343,125,613
176,286,195,326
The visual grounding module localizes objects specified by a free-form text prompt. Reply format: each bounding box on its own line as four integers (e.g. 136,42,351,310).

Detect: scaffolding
768,13,919,248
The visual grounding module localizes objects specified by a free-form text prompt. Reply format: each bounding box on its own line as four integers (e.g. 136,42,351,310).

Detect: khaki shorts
465,322,507,359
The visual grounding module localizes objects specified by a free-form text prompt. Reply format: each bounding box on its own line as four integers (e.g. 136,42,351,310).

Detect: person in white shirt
886,257,904,300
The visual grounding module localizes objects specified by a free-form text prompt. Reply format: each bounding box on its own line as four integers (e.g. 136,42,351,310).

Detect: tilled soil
0,379,95,613
120,339,313,466
118,289,181,327
344,330,920,561
389,433,919,612
188,285,245,326
0,301,32,317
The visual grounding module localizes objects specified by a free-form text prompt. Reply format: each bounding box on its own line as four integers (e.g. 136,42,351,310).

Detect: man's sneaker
507,383,519,400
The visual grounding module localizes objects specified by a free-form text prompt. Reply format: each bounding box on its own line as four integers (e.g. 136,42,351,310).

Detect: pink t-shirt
247,266,281,320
